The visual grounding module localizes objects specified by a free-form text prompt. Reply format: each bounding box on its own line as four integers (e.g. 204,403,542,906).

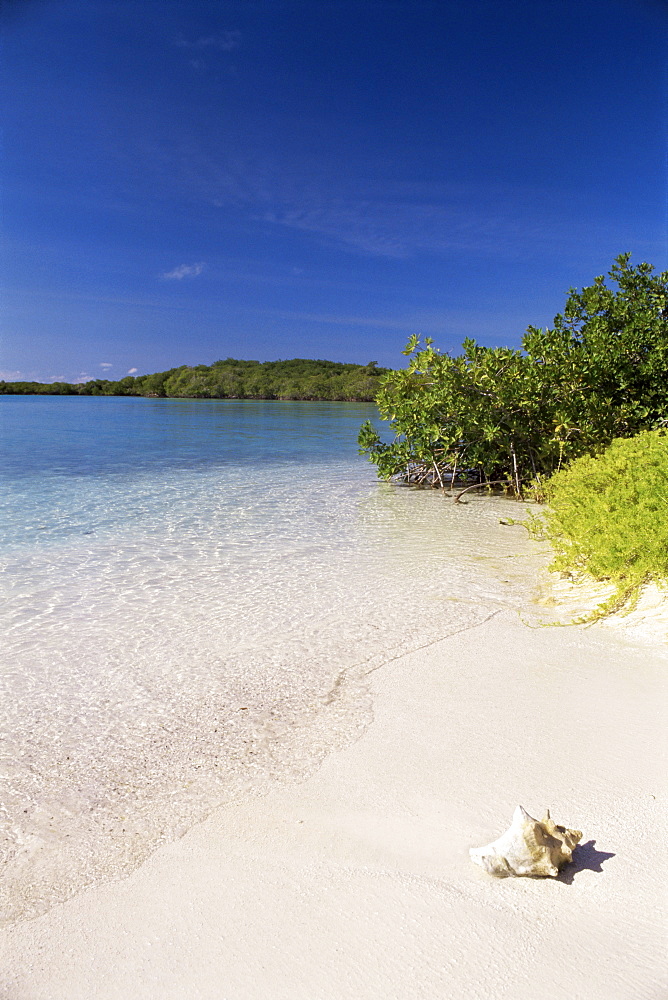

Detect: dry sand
2,608,666,1000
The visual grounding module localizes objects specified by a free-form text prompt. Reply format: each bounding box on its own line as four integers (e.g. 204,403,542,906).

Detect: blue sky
1,0,666,383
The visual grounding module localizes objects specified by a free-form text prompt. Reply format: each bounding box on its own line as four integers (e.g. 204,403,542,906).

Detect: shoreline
2,603,666,999
0,481,544,928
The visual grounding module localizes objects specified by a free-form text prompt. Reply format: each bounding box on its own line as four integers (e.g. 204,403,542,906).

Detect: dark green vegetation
0,358,387,402
359,255,668,498
531,430,668,616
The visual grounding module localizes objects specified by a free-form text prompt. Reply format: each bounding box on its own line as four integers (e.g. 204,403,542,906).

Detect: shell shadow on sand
556,840,616,884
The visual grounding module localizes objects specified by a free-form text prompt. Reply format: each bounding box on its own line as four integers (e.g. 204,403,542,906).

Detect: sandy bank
2,609,666,1000
538,572,668,644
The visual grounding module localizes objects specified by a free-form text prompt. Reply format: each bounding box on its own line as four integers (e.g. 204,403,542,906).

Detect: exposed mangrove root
453,480,513,503
389,462,525,499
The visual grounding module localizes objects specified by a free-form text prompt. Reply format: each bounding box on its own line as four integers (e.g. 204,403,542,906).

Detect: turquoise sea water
1,396,540,923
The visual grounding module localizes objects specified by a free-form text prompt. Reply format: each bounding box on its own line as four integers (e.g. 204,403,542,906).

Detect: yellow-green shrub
538,430,668,614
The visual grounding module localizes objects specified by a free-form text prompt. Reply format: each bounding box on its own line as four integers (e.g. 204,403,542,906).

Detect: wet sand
2,607,666,1000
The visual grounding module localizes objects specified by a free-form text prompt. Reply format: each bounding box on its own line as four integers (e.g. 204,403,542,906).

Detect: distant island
0,358,389,402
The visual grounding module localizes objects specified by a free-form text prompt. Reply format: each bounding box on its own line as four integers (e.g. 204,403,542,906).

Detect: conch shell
469,806,582,878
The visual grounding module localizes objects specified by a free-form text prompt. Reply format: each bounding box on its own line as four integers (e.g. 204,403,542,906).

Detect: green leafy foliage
0,381,79,395
358,255,668,496
0,359,388,402
533,430,668,614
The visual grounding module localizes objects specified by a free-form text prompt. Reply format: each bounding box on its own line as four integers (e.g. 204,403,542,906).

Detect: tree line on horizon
0,357,388,402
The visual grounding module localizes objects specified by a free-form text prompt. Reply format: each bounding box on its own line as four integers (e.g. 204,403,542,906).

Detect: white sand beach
2,606,666,1000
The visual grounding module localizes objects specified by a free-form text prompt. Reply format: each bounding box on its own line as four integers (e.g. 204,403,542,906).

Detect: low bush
534,430,668,614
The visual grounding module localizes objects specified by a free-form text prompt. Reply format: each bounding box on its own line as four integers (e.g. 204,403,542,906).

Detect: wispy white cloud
99,362,113,369
161,262,206,280
256,188,580,261
254,304,542,349
260,203,409,258
146,137,514,259
198,156,599,260
149,134,644,264
0,369,23,380
175,32,241,52
127,367,138,374
258,308,416,331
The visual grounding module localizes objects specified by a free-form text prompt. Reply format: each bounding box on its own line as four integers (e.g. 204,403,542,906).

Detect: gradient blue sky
2,0,666,383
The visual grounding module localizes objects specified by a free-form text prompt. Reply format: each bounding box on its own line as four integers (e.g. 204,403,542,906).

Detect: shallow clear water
0,396,541,924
